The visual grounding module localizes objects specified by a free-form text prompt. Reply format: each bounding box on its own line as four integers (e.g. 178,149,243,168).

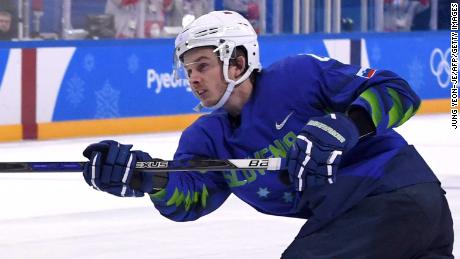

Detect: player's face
182,48,228,107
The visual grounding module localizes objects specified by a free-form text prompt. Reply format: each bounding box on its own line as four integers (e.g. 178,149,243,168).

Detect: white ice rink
0,114,458,259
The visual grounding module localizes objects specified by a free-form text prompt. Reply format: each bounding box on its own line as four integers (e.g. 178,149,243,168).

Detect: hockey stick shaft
0,158,285,173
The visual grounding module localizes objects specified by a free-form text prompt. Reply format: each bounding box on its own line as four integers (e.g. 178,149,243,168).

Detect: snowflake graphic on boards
94,80,120,118
83,54,95,72
371,45,381,64
407,57,424,91
127,54,139,74
66,74,85,107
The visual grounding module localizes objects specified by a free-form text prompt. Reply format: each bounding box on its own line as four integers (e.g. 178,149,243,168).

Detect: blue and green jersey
150,54,438,233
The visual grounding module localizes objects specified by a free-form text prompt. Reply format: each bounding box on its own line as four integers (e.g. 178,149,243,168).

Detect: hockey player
82,11,454,258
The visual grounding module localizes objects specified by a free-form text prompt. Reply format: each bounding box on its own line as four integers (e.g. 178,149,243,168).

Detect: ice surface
0,114,458,258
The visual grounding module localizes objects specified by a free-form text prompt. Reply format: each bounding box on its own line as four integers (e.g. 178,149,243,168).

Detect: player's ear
234,55,246,78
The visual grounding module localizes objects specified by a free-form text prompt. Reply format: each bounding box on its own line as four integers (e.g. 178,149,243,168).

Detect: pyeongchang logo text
147,69,191,94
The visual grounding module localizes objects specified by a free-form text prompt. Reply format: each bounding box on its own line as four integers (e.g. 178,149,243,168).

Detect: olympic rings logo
430,48,451,88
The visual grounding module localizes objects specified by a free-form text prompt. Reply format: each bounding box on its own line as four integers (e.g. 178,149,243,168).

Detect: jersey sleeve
293,54,420,134
148,120,231,222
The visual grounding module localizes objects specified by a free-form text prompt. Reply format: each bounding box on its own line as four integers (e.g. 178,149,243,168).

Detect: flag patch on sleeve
356,67,376,78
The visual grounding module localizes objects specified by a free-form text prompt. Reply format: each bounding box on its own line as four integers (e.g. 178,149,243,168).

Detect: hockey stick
0,158,285,173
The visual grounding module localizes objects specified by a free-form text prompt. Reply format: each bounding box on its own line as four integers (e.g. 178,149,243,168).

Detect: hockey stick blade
0,158,285,173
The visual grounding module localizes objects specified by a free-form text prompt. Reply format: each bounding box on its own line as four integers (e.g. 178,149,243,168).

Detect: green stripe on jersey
387,88,404,128
359,89,382,126
159,186,209,211
397,105,414,127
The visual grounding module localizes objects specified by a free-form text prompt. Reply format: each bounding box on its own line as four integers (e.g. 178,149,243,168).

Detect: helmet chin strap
193,41,254,112
193,81,236,112
193,65,255,112
193,45,235,112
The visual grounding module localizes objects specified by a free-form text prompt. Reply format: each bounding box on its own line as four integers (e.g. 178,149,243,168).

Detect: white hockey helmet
174,10,262,111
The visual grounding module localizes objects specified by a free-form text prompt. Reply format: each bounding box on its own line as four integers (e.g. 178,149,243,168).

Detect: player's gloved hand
82,140,166,197
287,113,359,191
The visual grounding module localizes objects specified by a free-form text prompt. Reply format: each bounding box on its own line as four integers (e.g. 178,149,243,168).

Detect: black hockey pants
281,182,454,259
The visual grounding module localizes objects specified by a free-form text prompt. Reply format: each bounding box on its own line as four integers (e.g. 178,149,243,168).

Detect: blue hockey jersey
150,54,439,235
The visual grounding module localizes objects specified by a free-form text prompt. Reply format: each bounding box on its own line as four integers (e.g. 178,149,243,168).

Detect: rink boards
0,31,452,141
